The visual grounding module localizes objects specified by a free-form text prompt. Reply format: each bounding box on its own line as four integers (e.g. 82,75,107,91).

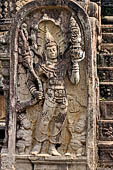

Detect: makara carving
16,14,85,156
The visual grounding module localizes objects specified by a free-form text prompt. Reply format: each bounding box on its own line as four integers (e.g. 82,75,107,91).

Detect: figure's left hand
71,70,79,84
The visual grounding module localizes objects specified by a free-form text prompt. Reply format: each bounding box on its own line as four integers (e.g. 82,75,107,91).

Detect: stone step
102,1,113,7
98,119,113,122
102,25,113,33
102,33,113,43
100,82,113,85
98,141,113,146
0,53,7,58
98,67,113,70
101,43,113,53
98,120,113,140
100,100,113,103
102,16,113,24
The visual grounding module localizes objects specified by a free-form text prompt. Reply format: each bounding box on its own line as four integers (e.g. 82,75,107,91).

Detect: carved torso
35,57,70,103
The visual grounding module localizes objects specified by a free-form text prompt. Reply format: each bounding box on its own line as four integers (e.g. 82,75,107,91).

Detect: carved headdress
31,14,66,56
44,27,57,48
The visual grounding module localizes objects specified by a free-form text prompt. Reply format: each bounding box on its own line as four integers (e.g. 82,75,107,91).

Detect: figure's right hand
33,91,43,100
19,30,29,53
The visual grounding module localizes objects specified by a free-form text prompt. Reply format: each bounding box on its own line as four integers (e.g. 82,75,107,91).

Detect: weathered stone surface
97,2,113,169
100,101,113,119
0,96,5,120
2,0,113,169
102,25,113,33
15,6,86,157
102,33,113,43
16,155,87,170
102,16,113,24
0,0,100,170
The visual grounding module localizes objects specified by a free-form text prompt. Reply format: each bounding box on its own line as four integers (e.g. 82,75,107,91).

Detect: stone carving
16,0,33,11
16,14,85,156
100,102,113,119
98,70,109,82
100,85,113,100
87,2,99,19
16,113,32,154
1,154,9,170
0,1,8,19
98,70,113,82
0,60,3,88
98,54,113,67
1,147,14,170
99,145,113,162
0,96,5,120
68,115,86,156
99,121,113,140
0,33,8,53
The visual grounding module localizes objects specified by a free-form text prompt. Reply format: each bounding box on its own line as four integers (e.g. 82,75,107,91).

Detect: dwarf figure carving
16,113,32,154
68,115,86,157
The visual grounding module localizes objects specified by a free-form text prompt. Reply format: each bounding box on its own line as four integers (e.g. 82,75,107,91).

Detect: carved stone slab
1,0,99,170
16,155,87,170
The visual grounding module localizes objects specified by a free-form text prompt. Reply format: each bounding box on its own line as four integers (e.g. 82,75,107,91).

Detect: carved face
46,45,57,60
22,118,31,129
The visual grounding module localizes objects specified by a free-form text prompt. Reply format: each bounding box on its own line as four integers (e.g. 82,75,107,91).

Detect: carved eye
52,49,55,51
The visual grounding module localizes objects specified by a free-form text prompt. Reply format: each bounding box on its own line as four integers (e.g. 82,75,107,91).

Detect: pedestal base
16,155,87,170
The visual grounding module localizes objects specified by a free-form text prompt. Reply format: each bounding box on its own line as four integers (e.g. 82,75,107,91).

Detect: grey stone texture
16,155,87,170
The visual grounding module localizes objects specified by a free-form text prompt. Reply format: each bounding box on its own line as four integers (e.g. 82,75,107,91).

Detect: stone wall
0,0,101,170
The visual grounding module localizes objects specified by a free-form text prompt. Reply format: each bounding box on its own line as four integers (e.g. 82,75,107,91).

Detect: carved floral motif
16,0,33,11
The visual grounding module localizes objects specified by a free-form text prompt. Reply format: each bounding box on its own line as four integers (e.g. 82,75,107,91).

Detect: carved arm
19,29,43,94
69,51,85,85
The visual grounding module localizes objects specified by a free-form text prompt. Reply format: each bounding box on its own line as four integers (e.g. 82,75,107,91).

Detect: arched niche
6,1,97,170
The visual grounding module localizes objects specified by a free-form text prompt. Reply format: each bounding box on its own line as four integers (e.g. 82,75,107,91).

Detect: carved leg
33,100,57,154
25,146,31,154
30,142,42,155
17,141,25,155
18,146,25,155
48,143,61,156
76,147,83,157
48,103,67,156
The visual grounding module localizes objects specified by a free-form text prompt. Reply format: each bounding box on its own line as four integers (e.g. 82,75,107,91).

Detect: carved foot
30,143,42,156
65,152,71,156
48,144,61,156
